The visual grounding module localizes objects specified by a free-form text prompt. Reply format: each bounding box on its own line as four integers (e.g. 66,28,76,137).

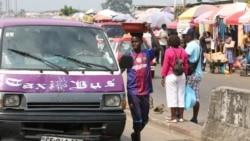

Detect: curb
125,109,203,141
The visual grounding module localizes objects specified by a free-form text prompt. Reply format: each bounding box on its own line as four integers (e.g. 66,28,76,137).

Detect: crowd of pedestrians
122,22,250,141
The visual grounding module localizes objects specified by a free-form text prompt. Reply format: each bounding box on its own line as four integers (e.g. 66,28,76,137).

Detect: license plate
41,136,83,141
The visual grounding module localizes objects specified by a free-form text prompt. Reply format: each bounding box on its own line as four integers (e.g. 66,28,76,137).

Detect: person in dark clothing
199,32,208,71
122,22,160,141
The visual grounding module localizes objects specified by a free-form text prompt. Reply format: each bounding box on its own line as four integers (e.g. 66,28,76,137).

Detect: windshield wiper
54,54,113,72
54,54,92,68
8,48,69,74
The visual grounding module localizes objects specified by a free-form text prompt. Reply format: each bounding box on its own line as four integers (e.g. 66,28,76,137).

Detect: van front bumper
0,111,126,140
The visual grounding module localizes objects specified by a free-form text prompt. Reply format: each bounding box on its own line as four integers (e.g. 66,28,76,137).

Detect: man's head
182,27,195,43
168,35,180,48
154,25,159,31
130,33,143,53
161,24,167,30
202,31,207,37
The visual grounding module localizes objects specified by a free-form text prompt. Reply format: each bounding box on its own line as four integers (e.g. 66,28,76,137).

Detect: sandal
166,119,178,123
179,118,184,122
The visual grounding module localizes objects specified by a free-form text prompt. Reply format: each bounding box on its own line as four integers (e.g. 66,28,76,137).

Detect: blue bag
184,85,196,111
220,64,226,74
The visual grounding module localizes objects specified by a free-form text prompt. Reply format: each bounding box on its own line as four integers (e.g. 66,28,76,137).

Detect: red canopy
167,20,178,29
167,19,197,29
224,11,246,25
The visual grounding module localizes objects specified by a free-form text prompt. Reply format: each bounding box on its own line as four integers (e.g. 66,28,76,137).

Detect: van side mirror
119,55,133,69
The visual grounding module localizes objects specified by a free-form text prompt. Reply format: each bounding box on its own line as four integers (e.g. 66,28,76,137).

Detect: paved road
121,113,197,141
151,64,250,125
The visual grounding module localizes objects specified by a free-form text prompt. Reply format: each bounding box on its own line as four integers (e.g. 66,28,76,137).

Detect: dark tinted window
102,25,125,38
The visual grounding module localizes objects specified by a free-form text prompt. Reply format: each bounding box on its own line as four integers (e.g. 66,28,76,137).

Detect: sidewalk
125,108,203,141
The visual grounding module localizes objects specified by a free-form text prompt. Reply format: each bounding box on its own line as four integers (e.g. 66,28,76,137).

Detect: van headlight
3,94,20,107
104,95,121,107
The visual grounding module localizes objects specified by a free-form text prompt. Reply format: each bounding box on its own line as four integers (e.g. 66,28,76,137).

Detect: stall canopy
238,11,250,24
178,5,217,20
212,2,247,21
194,10,214,24
168,19,197,29
224,11,246,25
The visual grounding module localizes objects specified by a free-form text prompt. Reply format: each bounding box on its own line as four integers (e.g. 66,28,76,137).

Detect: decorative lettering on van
70,80,88,90
105,79,115,87
49,77,68,91
2,75,122,92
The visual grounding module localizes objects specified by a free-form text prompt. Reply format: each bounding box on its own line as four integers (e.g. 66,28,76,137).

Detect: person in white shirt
157,24,168,66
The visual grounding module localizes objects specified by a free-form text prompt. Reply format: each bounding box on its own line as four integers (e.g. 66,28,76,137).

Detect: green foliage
101,0,132,14
60,5,79,16
17,9,26,17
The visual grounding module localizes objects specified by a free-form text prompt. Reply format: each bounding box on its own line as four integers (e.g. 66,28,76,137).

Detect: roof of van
96,22,122,26
0,18,101,29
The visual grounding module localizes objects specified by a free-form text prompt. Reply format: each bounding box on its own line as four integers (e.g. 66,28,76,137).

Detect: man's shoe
166,119,178,123
179,118,184,122
190,118,198,124
131,132,136,141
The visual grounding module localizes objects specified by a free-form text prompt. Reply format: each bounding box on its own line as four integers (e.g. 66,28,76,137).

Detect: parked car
110,34,156,78
0,18,126,141
96,22,125,38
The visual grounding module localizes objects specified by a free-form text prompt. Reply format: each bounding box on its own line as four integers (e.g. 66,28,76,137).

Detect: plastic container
122,22,148,33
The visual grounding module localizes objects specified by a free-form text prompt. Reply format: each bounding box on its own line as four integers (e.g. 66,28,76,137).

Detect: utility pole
183,0,186,8
15,0,17,16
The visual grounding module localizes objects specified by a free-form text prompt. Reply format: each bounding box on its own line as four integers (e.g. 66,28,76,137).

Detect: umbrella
136,14,153,23
85,8,97,15
178,5,217,20
168,19,197,30
167,20,179,29
213,2,247,20
177,19,198,33
112,13,135,22
238,11,250,24
194,11,214,24
224,10,246,25
150,12,174,28
96,9,117,17
134,11,154,19
161,6,174,14
93,14,112,22
72,12,85,20
145,8,161,14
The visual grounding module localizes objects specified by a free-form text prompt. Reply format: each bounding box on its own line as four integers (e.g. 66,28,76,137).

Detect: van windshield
1,26,118,71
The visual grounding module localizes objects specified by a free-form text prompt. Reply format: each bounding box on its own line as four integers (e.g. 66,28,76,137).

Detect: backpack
172,49,184,76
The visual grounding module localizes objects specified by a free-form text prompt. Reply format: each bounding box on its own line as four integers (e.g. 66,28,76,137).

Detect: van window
1,26,118,71
102,25,125,38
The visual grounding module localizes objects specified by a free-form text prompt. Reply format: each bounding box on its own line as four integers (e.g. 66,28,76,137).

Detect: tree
17,9,26,17
60,5,79,16
101,0,132,14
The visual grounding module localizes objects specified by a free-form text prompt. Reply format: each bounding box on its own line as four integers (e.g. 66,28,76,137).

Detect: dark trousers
154,49,160,63
160,45,166,66
127,94,149,132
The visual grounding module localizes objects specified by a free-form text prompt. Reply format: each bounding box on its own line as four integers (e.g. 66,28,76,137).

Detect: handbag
224,41,235,48
184,85,196,111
